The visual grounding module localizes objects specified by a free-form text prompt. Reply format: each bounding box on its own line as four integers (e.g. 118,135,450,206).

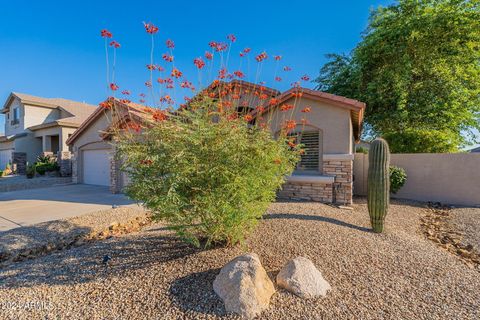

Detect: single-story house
0,92,97,171
67,80,365,204
253,86,364,204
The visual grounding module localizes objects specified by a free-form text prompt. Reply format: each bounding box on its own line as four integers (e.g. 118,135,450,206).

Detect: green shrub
356,146,369,154
35,163,47,175
34,155,59,174
45,162,59,172
36,155,53,164
383,129,459,153
389,165,407,194
26,164,35,179
116,97,300,247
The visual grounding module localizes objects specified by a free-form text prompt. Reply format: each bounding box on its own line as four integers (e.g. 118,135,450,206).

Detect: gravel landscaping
452,208,480,253
0,198,479,319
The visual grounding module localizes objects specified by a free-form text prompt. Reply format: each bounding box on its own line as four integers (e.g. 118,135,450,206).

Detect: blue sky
0,0,394,132
1,0,477,148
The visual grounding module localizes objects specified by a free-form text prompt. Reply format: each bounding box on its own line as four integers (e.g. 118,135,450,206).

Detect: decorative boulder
213,253,275,319
276,257,331,299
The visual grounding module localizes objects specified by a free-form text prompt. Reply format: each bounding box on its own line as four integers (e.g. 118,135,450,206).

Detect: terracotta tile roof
187,80,366,141
250,87,366,141
189,79,280,103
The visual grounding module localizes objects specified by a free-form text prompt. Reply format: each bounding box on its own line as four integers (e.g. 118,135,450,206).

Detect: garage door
0,149,12,171
83,149,110,186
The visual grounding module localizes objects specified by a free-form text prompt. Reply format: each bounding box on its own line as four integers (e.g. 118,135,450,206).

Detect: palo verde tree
316,0,480,153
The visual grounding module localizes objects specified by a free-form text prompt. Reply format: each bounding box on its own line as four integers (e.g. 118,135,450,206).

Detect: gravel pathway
0,199,479,319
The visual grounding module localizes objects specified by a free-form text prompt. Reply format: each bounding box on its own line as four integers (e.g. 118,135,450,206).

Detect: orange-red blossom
280,104,294,112
153,110,168,122
284,120,297,130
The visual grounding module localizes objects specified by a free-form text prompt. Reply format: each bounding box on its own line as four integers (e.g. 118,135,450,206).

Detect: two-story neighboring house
0,92,97,170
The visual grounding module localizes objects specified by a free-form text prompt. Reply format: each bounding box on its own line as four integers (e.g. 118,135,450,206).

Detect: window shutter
298,131,319,171
288,130,320,171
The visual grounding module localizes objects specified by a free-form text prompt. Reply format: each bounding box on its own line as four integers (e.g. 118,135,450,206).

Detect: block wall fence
353,153,480,207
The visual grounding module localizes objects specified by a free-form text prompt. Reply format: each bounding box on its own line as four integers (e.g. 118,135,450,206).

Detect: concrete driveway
0,184,136,231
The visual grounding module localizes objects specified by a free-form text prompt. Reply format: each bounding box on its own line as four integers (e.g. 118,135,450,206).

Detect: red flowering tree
116,96,299,247
99,24,314,247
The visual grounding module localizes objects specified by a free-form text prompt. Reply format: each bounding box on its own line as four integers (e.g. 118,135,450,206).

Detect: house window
11,108,20,125
289,130,323,173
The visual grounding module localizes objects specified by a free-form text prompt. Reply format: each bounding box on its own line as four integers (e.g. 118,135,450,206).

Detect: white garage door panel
83,149,110,186
0,150,12,171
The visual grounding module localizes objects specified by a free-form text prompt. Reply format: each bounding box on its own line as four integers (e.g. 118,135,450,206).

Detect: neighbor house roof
1,92,97,128
66,98,152,146
0,132,28,143
469,146,480,153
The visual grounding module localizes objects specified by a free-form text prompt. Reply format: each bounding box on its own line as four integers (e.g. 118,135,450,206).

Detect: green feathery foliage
116,97,300,247
316,0,480,152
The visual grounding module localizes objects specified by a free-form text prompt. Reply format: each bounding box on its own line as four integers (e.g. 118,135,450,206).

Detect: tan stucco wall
5,98,24,136
261,97,353,154
23,104,60,128
13,133,43,164
70,109,113,184
33,126,77,152
71,110,111,152
0,140,14,151
4,99,60,136
61,127,77,151
354,153,480,206
32,127,62,138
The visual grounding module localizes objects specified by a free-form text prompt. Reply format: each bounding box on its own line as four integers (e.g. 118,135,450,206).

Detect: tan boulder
276,256,331,299
213,253,275,319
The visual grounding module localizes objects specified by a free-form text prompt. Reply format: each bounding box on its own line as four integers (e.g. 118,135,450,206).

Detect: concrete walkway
0,184,136,231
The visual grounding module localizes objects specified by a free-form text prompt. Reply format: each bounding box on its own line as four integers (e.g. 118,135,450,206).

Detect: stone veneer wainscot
277,154,353,205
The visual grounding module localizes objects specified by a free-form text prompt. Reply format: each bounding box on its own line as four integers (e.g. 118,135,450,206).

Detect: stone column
12,152,27,175
110,144,120,194
71,149,78,183
323,155,353,205
57,151,72,177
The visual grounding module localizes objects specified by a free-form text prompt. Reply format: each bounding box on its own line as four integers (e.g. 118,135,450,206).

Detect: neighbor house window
288,130,323,173
12,108,20,125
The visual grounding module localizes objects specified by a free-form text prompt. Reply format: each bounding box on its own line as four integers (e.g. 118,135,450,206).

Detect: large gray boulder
276,257,331,299
213,253,275,318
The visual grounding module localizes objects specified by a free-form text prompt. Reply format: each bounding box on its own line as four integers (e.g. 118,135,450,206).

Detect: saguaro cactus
367,138,390,233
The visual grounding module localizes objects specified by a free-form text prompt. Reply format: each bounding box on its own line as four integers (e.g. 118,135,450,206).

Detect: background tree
316,0,480,153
